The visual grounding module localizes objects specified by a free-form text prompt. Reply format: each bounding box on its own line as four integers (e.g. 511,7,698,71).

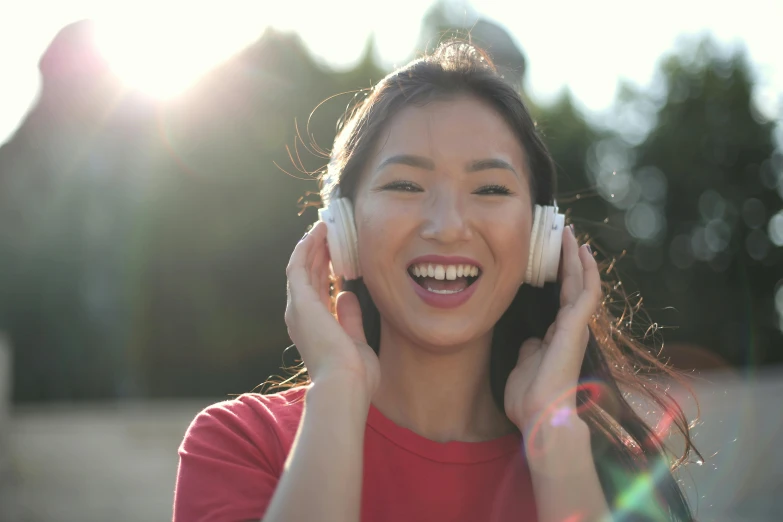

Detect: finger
517,336,543,366
537,324,589,390
560,225,584,308
573,244,602,323
311,236,331,309
540,246,599,381
542,320,556,345
287,221,327,300
322,246,333,311
304,221,328,272
287,226,318,292
335,291,367,343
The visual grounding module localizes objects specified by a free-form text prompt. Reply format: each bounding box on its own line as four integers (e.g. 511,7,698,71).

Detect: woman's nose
419,190,472,244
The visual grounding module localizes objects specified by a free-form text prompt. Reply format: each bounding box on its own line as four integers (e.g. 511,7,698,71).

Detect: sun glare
93,6,263,99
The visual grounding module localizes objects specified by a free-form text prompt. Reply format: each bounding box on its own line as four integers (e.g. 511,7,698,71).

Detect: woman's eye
475,184,513,195
381,180,423,192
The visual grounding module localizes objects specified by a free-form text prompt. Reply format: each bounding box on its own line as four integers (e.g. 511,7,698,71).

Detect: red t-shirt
173,385,537,521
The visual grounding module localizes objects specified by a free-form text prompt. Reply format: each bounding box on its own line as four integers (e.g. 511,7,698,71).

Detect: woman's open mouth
406,261,482,308
407,262,481,293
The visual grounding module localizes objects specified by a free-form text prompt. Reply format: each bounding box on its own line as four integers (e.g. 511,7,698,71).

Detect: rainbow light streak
653,408,675,440
609,456,672,521
551,405,575,427
523,380,608,459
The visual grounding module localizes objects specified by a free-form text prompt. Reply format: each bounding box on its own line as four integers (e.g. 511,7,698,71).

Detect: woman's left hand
504,224,603,436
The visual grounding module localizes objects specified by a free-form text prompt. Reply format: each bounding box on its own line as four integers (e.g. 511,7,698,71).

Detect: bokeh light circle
768,210,783,246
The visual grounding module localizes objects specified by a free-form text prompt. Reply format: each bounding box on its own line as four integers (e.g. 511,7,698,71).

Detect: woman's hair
271,40,702,520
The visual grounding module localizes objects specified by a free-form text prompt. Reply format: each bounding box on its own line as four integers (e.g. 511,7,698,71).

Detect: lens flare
522,380,611,460
610,457,672,521
156,109,196,176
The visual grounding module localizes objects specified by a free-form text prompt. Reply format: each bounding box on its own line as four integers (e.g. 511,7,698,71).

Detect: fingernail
569,224,575,234
586,244,592,254
300,231,309,242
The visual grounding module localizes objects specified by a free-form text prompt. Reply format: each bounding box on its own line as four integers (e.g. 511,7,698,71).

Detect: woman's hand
504,224,602,436
285,221,381,395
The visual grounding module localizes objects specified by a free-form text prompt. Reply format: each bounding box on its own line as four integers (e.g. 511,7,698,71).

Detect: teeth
426,286,465,294
434,265,445,280
409,262,481,280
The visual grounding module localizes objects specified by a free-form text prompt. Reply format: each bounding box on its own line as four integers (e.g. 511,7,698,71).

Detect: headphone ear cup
542,212,565,285
525,205,566,287
524,205,543,286
339,198,361,280
534,206,553,287
317,198,361,281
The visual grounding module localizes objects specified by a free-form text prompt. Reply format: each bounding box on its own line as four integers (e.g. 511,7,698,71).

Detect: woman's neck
370,323,517,443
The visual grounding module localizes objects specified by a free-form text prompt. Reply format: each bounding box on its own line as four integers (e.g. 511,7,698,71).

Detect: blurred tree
130,29,386,398
531,90,606,228
597,36,783,367
0,20,151,401
0,22,385,402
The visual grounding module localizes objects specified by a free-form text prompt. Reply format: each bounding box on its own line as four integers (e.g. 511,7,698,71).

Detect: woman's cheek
357,215,397,281
358,198,416,253
358,212,385,249
493,223,530,288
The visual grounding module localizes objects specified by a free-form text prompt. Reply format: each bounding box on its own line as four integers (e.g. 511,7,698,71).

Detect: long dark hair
272,40,702,521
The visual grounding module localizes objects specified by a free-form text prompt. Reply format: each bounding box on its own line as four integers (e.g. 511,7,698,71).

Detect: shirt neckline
366,402,522,464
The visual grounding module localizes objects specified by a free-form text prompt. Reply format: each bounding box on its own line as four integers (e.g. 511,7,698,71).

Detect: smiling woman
173,40,702,522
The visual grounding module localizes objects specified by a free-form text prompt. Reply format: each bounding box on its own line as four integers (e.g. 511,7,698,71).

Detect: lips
407,271,481,308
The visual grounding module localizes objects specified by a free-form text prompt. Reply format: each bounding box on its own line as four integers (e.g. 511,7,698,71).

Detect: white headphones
317,198,565,287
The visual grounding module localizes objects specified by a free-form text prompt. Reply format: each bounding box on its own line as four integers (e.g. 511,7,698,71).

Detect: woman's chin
401,319,487,349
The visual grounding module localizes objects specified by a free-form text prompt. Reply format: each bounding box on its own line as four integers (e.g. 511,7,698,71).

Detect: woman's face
353,95,534,348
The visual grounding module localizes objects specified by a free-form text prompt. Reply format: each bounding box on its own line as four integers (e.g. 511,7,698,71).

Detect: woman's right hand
284,220,380,395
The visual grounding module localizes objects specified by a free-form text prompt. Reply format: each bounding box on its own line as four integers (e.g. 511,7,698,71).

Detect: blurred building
468,18,527,88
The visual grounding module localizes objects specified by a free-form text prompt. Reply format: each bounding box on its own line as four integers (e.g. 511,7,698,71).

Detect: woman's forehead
360,96,530,184
366,96,529,177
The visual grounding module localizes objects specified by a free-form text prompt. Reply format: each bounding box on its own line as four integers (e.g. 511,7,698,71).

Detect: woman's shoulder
174,385,312,518
180,384,311,455
220,384,309,415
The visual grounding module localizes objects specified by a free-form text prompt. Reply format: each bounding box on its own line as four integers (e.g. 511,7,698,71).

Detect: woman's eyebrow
466,158,517,177
375,154,518,177
375,154,435,172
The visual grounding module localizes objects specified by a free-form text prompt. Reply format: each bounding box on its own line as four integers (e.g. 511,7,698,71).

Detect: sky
0,0,781,145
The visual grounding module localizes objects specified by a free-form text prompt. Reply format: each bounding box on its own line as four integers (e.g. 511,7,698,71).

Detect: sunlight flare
94,5,263,98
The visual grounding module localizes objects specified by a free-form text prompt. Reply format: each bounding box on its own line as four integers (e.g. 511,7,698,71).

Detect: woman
173,41,700,522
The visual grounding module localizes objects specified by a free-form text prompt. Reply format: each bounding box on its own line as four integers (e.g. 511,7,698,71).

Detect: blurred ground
664,367,783,521
1,368,781,522
4,399,209,522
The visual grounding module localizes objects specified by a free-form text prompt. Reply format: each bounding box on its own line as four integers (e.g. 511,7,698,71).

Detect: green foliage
608,36,782,367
